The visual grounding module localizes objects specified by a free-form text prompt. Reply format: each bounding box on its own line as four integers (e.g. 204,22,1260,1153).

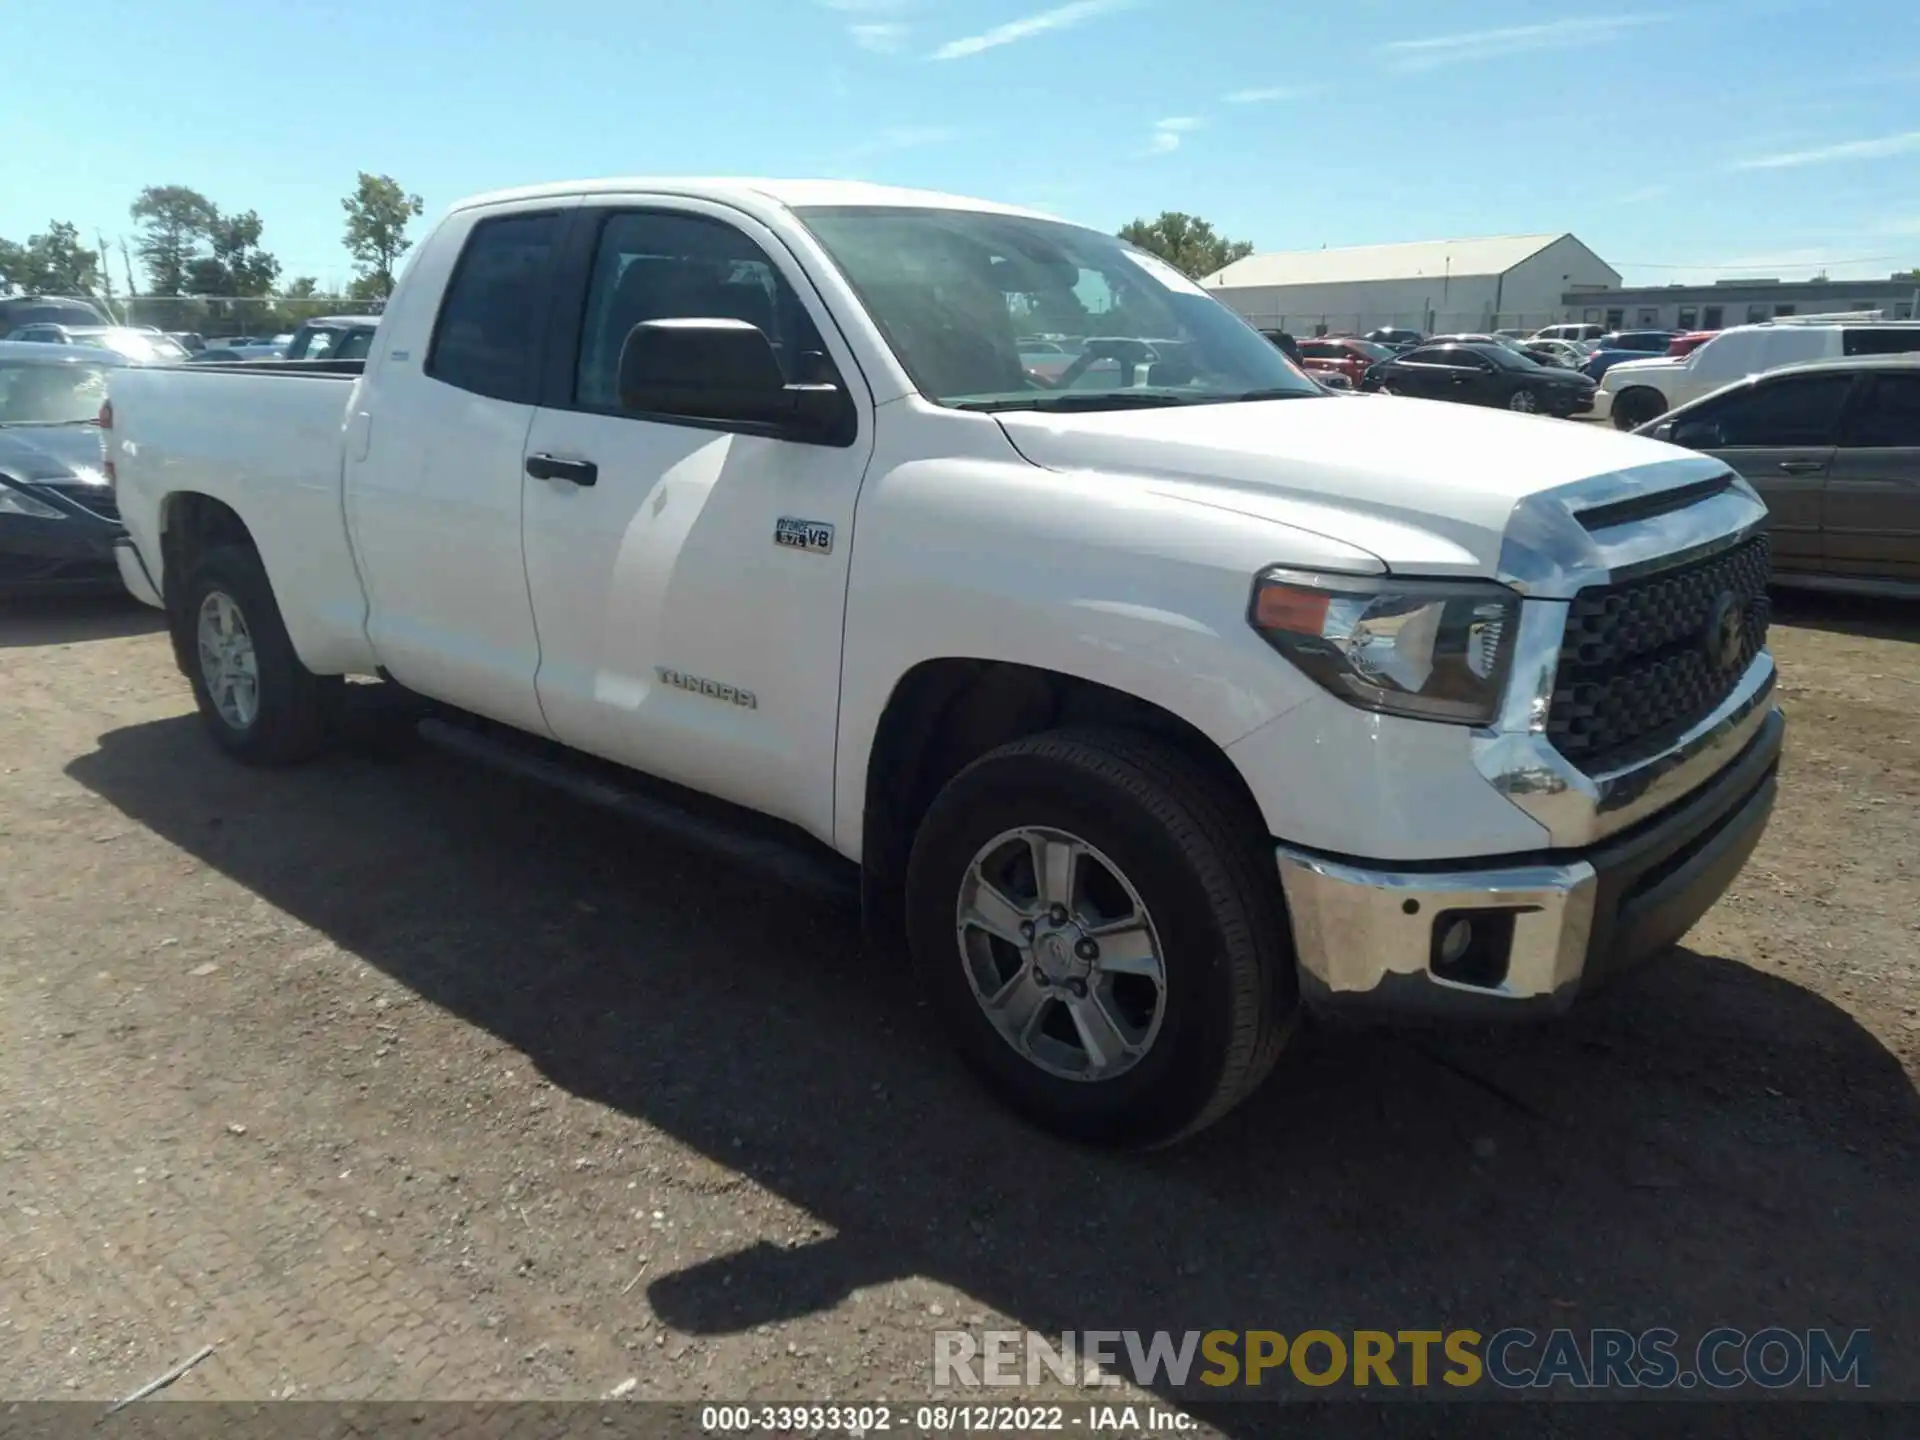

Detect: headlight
1250,570,1519,725
0,484,66,520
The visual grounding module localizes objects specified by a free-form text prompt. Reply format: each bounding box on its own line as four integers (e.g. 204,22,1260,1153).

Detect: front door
518,201,875,841
1825,370,1920,582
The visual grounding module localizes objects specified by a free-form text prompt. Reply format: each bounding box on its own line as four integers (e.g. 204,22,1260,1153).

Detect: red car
1296,336,1396,386
1667,330,1717,357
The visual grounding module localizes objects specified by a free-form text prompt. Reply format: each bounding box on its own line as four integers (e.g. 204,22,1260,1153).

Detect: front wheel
178,545,341,765
905,730,1296,1147
1611,387,1667,430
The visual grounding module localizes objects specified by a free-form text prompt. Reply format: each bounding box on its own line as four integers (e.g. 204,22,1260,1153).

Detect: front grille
38,482,119,521
1547,534,1771,775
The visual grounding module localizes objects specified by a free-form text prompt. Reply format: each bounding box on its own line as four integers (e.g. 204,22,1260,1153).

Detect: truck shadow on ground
0,594,166,649
68,706,1920,1424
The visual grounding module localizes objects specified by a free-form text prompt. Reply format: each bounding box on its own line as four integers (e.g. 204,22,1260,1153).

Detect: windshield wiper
957,392,1202,413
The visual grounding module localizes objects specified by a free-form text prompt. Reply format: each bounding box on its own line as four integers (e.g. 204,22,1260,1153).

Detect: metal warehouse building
1200,233,1621,338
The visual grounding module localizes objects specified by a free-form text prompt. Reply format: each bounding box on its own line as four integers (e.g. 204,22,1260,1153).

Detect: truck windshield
795,205,1322,412
0,361,111,425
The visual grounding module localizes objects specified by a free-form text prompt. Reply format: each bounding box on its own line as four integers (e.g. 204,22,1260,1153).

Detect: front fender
830,451,1385,859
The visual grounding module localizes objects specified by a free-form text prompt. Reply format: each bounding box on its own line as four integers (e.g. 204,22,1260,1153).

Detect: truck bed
108,361,372,674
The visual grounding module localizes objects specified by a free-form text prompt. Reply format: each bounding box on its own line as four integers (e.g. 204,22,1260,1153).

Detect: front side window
1845,373,1920,447
572,210,833,413
796,205,1320,411
427,211,561,403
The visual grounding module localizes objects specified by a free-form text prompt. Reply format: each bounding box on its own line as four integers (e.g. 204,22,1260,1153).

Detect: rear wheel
1612,387,1667,430
178,545,341,765
905,729,1296,1147
1507,386,1540,413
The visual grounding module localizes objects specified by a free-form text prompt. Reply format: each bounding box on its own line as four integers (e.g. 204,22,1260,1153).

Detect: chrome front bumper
1277,704,1784,1018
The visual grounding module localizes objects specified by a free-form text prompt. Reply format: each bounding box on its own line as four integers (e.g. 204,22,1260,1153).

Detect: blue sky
5,0,1917,290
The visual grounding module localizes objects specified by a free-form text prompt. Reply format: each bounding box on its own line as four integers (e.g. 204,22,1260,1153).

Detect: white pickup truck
105,178,1785,1146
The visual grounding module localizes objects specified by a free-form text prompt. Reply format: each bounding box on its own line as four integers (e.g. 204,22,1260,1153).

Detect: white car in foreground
104,178,1784,1145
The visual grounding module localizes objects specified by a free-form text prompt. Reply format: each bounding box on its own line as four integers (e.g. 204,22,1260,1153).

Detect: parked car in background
0,341,125,595
192,336,289,362
0,296,113,334
167,332,208,354
1597,319,1920,429
5,325,189,364
1524,337,1588,369
1667,330,1717,358
1363,326,1424,350
101,176,1782,1145
1634,356,1920,594
284,316,381,361
1579,330,1680,382
1531,322,1606,343
1360,340,1596,414
1295,336,1394,387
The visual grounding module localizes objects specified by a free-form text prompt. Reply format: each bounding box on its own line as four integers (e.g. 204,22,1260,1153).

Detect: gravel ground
1,591,1916,1427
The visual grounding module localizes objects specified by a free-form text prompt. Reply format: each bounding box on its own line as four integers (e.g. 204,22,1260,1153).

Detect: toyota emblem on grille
1704,590,1745,671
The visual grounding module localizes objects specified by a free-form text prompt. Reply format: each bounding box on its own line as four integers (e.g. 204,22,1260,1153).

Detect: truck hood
1599,355,1685,386
994,394,1709,576
0,425,108,483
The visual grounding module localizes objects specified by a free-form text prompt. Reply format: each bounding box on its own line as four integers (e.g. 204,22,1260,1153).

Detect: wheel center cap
1035,927,1090,984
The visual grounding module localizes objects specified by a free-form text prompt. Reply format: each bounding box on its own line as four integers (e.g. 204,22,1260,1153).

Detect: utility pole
95,230,118,321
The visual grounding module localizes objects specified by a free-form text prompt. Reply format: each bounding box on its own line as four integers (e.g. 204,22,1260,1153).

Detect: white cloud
1146,116,1202,155
932,0,1128,61
850,21,908,51
1730,130,1920,171
1381,16,1660,72
1222,85,1319,104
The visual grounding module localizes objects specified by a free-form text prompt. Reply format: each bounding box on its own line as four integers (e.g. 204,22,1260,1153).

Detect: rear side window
427,212,561,403
1845,373,1920,447
1843,328,1920,357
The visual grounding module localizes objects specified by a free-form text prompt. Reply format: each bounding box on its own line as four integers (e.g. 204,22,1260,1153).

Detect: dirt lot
2,592,1916,1423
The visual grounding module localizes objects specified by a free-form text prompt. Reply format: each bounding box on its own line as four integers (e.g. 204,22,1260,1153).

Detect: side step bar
415,717,859,905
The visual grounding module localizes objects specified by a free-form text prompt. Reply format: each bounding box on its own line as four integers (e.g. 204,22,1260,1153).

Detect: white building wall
1205,274,1503,336
1498,236,1620,328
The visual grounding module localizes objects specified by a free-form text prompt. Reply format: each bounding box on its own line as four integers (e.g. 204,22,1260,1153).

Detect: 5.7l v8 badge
774,517,835,555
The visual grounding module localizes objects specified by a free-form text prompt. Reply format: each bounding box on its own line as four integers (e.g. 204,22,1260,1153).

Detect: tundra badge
656,668,757,710
774,517,835,555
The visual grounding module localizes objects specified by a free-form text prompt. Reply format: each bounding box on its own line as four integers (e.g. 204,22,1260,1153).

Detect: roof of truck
452,178,1057,221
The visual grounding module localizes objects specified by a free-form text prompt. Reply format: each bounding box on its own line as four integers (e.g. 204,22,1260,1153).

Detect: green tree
186,210,281,299
342,172,423,297
0,222,103,294
130,185,217,295
284,276,320,300
1116,212,1255,280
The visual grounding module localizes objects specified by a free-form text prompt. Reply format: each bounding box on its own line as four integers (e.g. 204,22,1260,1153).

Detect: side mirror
1670,420,1723,448
617,319,849,442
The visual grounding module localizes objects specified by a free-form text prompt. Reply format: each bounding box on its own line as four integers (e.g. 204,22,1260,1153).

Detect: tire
1507,386,1540,413
177,544,341,766
1612,387,1666,431
905,729,1297,1147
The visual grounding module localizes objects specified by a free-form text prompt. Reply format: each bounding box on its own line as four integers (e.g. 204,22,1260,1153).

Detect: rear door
1669,370,1854,574
343,198,579,734
1825,370,1920,582
516,199,875,840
